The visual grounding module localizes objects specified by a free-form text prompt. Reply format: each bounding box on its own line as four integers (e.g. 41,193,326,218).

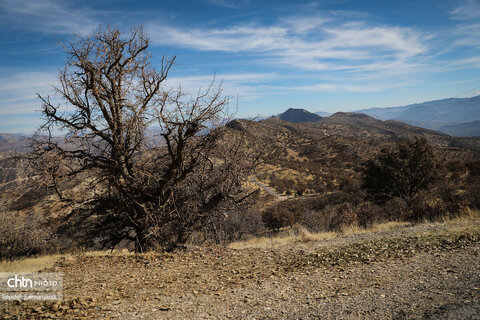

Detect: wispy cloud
147,15,428,77
0,0,98,34
451,0,480,20
449,1,480,49
0,71,58,115
164,73,279,100
453,23,480,48
202,0,250,9
263,80,417,93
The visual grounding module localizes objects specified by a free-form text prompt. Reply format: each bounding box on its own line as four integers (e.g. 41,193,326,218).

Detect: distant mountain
314,111,332,117
276,108,323,123
355,95,480,136
321,112,386,127
438,121,480,137
354,105,411,121
0,133,30,152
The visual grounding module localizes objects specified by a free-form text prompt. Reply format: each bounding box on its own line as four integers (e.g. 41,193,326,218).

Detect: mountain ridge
354,95,480,136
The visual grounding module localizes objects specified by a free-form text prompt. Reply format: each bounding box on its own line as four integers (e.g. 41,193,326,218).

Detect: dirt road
249,175,293,201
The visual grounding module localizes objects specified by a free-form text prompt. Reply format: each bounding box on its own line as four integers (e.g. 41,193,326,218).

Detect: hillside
2,111,479,223
212,113,480,224
355,95,480,136
439,120,480,137
1,111,479,258
237,112,480,168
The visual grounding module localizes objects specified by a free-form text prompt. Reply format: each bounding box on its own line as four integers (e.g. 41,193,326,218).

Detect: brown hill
223,113,480,200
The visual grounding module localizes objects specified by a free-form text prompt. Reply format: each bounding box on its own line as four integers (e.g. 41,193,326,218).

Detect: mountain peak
277,108,323,123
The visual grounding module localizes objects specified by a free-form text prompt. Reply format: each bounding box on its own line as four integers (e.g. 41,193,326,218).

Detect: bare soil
1,221,479,319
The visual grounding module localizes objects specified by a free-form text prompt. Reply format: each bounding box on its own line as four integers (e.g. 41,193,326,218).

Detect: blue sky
1,0,480,133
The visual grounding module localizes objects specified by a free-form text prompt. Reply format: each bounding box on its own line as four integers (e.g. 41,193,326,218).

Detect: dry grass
451,207,480,221
230,210,480,251
3,211,478,270
0,249,132,273
286,147,308,162
228,224,338,250
228,231,337,250
256,163,314,185
415,207,480,225
229,221,412,250
368,221,412,231
0,254,63,273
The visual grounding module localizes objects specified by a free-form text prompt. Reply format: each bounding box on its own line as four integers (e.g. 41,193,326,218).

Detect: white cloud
450,1,480,49
260,79,416,93
146,16,428,76
444,55,480,72
282,15,331,33
453,23,480,48
164,73,279,100
0,0,98,34
451,0,480,20
0,71,58,115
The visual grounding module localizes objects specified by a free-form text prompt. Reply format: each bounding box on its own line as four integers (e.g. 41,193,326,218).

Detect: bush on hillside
0,213,53,260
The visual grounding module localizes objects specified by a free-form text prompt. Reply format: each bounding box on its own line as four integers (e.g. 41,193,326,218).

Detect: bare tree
27,26,267,252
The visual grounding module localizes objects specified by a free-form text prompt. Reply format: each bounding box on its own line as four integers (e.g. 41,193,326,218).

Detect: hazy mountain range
275,95,479,137
354,95,480,137
2,94,479,153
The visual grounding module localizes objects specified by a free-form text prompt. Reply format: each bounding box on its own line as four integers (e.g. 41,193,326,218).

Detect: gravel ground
1,221,479,319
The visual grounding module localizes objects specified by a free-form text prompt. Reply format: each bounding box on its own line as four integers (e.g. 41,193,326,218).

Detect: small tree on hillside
27,26,267,252
362,137,442,205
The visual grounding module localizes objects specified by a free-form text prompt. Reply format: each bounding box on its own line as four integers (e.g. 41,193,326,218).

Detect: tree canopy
28,26,267,252
362,137,442,205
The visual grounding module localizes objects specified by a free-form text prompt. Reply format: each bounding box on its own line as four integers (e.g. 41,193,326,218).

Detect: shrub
262,205,300,231
407,191,447,222
445,160,467,179
466,160,480,177
437,182,468,216
362,137,443,205
382,197,408,220
300,210,329,233
466,184,480,210
202,209,265,245
464,160,480,210
328,202,358,232
0,213,53,260
356,202,386,228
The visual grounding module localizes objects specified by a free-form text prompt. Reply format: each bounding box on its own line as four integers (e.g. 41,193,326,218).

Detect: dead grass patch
228,231,337,250
0,249,132,272
0,254,63,273
229,221,413,250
